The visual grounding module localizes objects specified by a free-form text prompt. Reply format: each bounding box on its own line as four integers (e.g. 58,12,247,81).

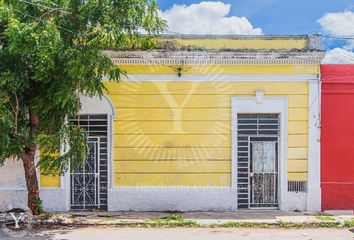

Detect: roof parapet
152,34,323,51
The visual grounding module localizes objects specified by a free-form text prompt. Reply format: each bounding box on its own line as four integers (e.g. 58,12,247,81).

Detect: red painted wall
321,64,354,210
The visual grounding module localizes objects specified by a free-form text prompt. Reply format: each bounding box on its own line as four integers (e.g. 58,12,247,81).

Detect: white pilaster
307,80,321,211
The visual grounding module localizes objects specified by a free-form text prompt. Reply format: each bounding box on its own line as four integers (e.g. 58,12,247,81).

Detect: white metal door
70,137,100,210
249,140,278,208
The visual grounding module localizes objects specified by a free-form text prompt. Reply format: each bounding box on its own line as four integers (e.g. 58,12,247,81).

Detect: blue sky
156,0,354,62
157,0,353,35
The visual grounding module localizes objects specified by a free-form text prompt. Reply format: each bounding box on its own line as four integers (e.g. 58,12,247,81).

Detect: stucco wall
321,64,354,210
0,160,27,210
106,78,310,187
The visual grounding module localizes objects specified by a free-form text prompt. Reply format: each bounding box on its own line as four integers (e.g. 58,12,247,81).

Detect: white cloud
318,11,354,63
343,40,354,51
160,1,262,35
322,48,354,64
318,11,354,37
318,11,354,50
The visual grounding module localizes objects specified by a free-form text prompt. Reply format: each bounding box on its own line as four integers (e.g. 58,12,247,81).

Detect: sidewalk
42,210,354,228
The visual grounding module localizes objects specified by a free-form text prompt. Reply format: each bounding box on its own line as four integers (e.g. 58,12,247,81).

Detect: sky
156,0,354,62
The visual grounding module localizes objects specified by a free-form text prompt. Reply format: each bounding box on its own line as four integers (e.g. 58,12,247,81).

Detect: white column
307,80,321,211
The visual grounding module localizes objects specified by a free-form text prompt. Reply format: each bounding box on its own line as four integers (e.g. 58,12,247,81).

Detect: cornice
105,50,325,65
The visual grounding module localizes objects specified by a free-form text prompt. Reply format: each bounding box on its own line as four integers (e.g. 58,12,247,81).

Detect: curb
38,217,354,229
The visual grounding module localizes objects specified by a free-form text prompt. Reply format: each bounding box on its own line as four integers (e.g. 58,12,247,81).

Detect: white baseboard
108,187,238,211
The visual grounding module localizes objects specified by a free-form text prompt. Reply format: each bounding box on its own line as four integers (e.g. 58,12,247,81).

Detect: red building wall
321,64,354,210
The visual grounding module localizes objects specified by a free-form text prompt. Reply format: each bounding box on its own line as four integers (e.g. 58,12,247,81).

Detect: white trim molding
231,95,289,210
307,81,321,211
105,50,325,65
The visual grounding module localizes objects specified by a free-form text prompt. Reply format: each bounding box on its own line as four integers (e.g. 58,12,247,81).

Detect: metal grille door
250,141,278,208
70,114,108,210
236,114,280,209
71,138,100,209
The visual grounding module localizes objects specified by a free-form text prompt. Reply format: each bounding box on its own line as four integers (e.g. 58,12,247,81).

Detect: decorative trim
105,50,325,65
112,58,322,65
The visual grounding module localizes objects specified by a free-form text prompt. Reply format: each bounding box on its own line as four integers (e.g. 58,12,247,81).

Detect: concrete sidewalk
43,210,354,227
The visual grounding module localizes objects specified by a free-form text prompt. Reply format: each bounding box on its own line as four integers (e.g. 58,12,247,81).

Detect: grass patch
315,216,336,221
277,221,301,228
277,220,354,229
116,220,354,229
210,222,268,228
145,214,200,228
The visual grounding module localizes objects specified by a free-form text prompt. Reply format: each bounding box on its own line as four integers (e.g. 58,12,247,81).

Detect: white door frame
231,95,288,210
61,95,116,211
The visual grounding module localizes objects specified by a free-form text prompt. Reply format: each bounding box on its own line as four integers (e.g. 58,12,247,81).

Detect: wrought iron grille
71,138,100,209
70,114,108,210
249,140,278,208
288,181,307,192
237,114,280,209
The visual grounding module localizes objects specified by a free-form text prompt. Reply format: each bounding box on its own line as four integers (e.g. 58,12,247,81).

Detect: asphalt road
11,227,354,240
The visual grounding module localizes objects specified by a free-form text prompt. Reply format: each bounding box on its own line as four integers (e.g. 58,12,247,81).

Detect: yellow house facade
0,35,324,211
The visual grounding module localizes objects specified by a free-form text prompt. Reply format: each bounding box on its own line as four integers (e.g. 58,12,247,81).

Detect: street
19,227,354,240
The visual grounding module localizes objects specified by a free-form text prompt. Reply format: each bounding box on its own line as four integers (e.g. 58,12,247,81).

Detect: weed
160,214,185,221
315,216,336,221
147,214,200,227
343,220,354,228
210,222,268,228
277,221,301,228
33,197,44,214
277,220,354,229
43,212,52,220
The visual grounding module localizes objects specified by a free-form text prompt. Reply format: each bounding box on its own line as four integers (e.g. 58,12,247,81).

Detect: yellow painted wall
39,151,60,188
40,174,60,188
157,38,310,50
118,65,319,75
106,79,309,187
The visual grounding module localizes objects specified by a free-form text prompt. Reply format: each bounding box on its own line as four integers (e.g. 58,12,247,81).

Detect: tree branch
14,92,19,134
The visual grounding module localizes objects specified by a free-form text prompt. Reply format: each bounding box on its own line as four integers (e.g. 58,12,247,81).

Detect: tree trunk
21,111,40,215
21,145,40,215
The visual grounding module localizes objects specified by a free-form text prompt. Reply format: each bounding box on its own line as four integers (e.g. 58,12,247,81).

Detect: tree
0,0,166,214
